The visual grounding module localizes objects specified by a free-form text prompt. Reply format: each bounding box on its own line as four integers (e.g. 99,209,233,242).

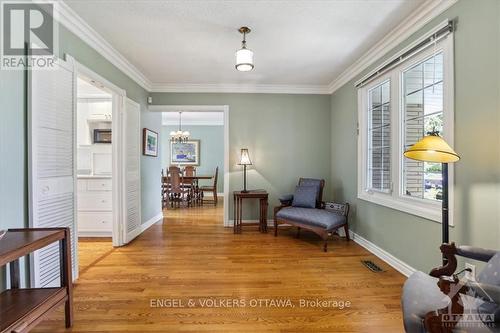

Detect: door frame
148,104,230,225
72,56,127,247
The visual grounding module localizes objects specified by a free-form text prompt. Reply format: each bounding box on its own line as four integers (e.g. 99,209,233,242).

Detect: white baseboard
349,230,416,277
141,212,164,232
78,230,112,237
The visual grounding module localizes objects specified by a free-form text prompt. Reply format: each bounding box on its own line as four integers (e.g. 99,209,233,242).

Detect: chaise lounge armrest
456,245,498,262
279,194,294,206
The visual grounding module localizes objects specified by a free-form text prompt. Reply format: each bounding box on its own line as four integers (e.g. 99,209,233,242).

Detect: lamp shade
238,148,252,165
235,48,254,72
404,134,459,163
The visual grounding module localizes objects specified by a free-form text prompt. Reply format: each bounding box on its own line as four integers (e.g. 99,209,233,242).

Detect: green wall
151,93,332,220
161,125,224,193
330,0,500,272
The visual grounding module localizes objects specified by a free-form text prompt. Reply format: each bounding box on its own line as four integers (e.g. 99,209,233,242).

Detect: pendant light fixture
170,112,190,144
235,27,254,72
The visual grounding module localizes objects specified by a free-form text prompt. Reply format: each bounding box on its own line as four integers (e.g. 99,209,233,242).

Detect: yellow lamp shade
404,134,460,163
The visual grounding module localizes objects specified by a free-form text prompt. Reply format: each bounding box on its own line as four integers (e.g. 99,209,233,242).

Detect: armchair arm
456,246,498,263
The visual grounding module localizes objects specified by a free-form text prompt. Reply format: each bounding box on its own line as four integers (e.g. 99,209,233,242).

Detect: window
357,33,454,223
403,53,444,202
368,80,391,192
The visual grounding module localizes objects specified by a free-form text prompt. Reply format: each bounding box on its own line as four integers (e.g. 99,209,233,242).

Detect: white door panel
29,58,78,287
122,98,141,243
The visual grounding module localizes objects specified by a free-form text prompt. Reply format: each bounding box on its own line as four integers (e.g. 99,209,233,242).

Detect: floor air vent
361,260,384,273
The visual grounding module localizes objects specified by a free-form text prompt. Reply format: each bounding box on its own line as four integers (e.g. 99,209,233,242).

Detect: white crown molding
327,0,458,94
57,1,152,91
150,83,331,95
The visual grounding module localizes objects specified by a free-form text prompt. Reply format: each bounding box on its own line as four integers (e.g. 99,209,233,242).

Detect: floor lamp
404,131,460,264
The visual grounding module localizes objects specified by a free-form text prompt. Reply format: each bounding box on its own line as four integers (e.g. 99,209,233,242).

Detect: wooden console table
0,228,73,333
233,190,269,234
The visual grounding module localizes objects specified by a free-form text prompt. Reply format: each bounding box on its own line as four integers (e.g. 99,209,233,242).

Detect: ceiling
162,112,224,126
65,0,426,91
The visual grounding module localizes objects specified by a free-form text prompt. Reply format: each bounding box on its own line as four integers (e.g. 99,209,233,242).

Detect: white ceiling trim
57,1,152,90
150,83,331,95
327,0,458,94
149,105,227,112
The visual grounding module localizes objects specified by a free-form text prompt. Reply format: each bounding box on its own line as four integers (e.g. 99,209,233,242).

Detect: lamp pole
242,164,248,193
441,162,449,264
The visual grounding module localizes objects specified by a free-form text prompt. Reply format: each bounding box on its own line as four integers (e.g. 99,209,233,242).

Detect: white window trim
357,33,454,225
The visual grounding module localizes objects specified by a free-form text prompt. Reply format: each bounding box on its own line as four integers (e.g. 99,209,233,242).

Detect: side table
233,190,269,234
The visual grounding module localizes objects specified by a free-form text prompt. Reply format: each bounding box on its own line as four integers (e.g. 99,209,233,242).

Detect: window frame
357,34,454,224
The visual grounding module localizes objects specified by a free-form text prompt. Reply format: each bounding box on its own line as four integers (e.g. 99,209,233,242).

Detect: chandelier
235,26,254,72
170,112,190,143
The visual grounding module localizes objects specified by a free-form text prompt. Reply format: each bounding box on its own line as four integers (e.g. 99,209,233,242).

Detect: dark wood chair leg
213,190,217,206
274,219,278,237
343,224,350,241
296,227,301,238
323,240,328,252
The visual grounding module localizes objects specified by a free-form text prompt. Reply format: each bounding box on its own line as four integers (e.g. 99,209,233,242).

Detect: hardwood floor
34,200,406,332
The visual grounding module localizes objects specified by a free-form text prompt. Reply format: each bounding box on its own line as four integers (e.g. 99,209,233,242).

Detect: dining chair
167,166,191,208
200,166,219,206
161,169,169,208
183,166,198,205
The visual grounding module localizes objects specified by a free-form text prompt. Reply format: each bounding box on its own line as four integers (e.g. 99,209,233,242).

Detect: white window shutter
29,58,78,287
122,98,142,243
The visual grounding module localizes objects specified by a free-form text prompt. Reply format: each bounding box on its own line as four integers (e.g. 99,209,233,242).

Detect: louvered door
29,58,78,286
122,98,141,243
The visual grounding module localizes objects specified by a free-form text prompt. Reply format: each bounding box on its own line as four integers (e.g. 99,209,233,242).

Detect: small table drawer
87,179,112,191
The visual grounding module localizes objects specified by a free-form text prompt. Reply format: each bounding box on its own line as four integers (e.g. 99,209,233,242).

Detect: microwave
93,129,112,143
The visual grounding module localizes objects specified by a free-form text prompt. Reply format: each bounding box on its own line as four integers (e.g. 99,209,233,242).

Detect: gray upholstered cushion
458,246,498,263
292,186,318,208
478,252,500,286
402,271,450,333
276,207,346,231
299,178,322,201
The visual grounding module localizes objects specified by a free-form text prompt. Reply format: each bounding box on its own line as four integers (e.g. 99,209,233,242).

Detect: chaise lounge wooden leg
274,219,278,237
296,227,301,238
344,224,350,241
323,240,328,252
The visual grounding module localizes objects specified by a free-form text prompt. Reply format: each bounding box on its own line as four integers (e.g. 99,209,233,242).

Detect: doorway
151,105,229,225
75,75,115,273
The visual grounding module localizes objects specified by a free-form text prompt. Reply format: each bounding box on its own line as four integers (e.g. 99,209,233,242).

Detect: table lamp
238,148,252,193
404,130,459,263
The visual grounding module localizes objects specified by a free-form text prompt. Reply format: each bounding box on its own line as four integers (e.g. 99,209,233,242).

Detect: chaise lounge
274,178,350,252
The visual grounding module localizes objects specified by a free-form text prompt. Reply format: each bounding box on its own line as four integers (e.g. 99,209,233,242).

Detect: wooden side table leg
263,199,268,233
60,228,73,328
233,194,237,234
238,197,243,233
9,259,20,289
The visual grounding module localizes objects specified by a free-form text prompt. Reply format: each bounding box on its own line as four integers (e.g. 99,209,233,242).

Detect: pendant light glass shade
235,27,254,72
235,48,254,72
404,134,459,163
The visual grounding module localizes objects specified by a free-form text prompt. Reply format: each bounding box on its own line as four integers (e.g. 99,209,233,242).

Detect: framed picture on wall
171,140,200,165
143,128,159,157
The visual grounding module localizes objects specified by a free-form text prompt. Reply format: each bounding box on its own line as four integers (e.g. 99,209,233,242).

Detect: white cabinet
77,177,113,237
